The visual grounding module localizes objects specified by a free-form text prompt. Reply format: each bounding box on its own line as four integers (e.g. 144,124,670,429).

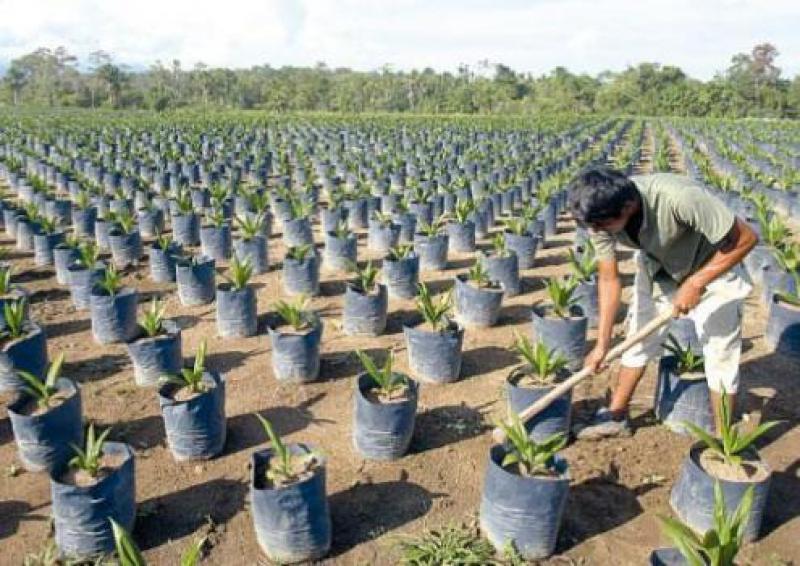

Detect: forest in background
2,43,799,118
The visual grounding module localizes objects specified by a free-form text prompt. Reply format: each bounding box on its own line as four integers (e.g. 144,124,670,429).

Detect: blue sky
0,0,798,79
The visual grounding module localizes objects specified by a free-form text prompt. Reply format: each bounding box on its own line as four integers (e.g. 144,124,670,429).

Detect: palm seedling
568,240,598,283
289,196,314,219
155,231,174,252
248,190,271,215
273,295,312,331
659,482,753,566
160,340,209,395
17,354,66,410
0,264,13,295
682,390,779,468
74,190,92,210
97,264,124,296
502,216,529,237
544,276,579,318
206,206,227,228
235,213,264,241
760,214,790,250
140,298,166,338
490,233,510,257
372,211,394,227
663,334,705,374
227,254,254,290
38,216,58,235
69,423,112,479
254,414,317,487
355,349,407,400
3,298,27,339
209,183,229,208
286,244,314,263
415,282,452,332
387,243,414,261
453,199,475,224
511,334,567,385
467,261,491,288
417,215,447,238
175,190,194,215
498,411,567,476
332,219,351,239
351,260,380,293
773,242,800,306
111,517,206,566
77,240,100,268
113,209,137,234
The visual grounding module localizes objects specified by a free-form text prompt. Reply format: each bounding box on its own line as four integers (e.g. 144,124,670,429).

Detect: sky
0,0,798,80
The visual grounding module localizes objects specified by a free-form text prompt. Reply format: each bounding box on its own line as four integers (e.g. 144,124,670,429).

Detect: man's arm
673,217,758,314
584,257,621,373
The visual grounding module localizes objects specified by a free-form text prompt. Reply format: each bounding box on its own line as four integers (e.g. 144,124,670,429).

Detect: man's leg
576,253,669,439
608,365,648,417
693,271,748,433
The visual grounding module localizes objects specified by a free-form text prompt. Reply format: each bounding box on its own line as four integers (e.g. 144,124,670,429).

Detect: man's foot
574,407,632,440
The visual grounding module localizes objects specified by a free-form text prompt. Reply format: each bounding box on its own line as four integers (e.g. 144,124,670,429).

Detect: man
567,165,757,439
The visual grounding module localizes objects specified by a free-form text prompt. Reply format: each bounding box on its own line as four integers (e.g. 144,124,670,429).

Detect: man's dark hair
568,165,639,224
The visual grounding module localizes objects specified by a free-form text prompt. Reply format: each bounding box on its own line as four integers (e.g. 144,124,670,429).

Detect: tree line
2,43,799,118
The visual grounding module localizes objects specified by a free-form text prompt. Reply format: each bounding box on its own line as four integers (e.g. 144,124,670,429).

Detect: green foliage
205,207,227,228
490,233,509,257
387,243,413,261
155,232,173,252
111,518,146,566
467,261,491,287
273,295,312,331
417,215,446,237
175,191,194,214
236,213,265,240
760,214,790,250
682,391,779,468
98,264,123,296
568,240,598,282
453,199,475,224
355,349,407,399
140,298,166,337
498,411,566,476
226,254,253,290
352,260,379,292
77,240,100,267
289,196,313,219
0,264,13,295
415,282,452,332
502,216,529,236
286,244,313,262
397,524,498,566
372,211,394,226
160,340,209,395
114,209,137,234
663,334,705,374
69,423,112,478
3,298,27,339
659,482,754,566
544,276,579,318
17,353,65,410
773,242,800,306
511,334,567,383
254,414,317,486
332,219,350,239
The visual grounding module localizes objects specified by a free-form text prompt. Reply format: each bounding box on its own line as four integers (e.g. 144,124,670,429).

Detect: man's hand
584,343,609,374
673,280,705,315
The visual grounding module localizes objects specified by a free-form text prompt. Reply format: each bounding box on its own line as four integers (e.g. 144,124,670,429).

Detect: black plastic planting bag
0,323,48,392
8,378,83,473
126,320,183,387
353,373,417,460
51,442,136,558
250,445,331,563
158,371,226,460
382,253,419,300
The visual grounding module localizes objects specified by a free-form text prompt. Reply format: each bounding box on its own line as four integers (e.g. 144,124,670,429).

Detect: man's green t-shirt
589,173,736,284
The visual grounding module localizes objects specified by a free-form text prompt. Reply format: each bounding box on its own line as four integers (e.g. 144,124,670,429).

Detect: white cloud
0,0,797,79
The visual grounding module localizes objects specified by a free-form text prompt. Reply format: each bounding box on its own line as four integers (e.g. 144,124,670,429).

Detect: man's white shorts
621,252,752,394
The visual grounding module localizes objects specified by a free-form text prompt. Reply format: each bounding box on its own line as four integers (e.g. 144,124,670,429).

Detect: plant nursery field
0,112,798,565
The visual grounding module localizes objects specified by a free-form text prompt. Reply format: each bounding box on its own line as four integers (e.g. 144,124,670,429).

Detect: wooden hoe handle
491,310,674,444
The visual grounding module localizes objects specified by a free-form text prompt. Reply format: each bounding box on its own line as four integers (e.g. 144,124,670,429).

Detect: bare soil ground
1,140,798,565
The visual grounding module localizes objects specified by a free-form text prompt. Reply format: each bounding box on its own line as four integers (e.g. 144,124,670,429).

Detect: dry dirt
1,139,798,565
